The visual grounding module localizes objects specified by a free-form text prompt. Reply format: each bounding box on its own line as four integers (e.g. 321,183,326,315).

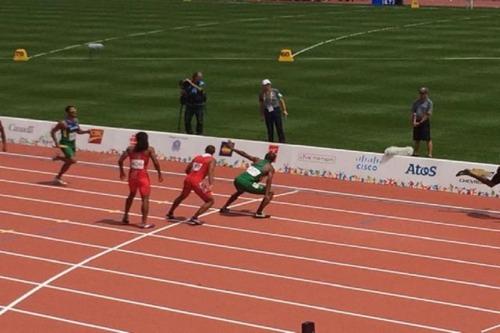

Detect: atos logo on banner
405,163,437,177
355,155,381,172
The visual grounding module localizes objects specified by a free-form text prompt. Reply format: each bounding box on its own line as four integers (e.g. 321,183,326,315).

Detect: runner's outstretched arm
231,148,259,163
118,149,129,181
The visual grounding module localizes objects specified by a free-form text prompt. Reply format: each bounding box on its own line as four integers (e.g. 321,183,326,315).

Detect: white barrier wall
1,116,498,198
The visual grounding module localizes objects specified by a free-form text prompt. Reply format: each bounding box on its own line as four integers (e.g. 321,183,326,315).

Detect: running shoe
53,177,68,186
187,217,204,226
254,212,271,219
166,214,182,222
219,208,230,214
138,223,155,229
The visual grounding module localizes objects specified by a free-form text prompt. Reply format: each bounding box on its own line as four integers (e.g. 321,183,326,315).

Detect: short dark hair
65,105,76,112
205,145,216,155
265,152,277,162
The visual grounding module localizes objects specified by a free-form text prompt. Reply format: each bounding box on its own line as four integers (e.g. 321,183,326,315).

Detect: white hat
261,79,272,86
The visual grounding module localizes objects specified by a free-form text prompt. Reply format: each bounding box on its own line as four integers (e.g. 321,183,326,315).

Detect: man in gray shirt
259,79,288,143
411,87,433,157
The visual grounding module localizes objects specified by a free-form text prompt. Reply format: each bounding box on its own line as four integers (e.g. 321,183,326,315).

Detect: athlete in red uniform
118,132,163,229
167,145,216,225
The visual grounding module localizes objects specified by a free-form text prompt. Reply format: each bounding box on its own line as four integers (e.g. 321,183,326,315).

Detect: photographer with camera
180,72,207,135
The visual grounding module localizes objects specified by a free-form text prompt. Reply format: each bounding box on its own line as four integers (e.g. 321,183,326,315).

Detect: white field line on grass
2,151,499,215
0,276,294,333
1,204,499,291
293,15,492,58
482,323,500,333
1,178,498,252
31,56,500,62
0,186,288,322
26,7,374,60
2,194,499,271
0,275,460,333
1,248,499,316
0,306,128,333
1,164,498,234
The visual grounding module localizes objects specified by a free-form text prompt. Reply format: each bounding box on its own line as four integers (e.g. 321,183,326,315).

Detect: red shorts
129,175,151,196
182,178,212,202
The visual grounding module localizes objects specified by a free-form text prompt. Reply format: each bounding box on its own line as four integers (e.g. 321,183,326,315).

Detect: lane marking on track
0,274,460,333
2,196,499,270
482,323,500,333
0,184,291,325
1,164,498,234
1,249,499,316
1,178,498,251
0,305,128,333
0,278,295,333
2,152,499,215
0,206,499,291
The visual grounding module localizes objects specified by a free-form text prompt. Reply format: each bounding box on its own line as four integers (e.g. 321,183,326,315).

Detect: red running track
0,144,499,333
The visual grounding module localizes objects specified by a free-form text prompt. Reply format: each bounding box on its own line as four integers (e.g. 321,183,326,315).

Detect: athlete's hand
158,174,164,183
2,144,6,152
120,172,126,181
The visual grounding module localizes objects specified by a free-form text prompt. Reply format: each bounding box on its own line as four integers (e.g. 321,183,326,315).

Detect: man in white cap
411,87,433,157
259,79,288,143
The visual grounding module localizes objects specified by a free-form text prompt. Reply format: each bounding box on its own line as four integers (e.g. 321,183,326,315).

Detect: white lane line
1,208,498,291
272,199,500,233
1,178,497,251
0,306,127,332
293,15,493,57
2,152,499,215
0,275,459,333
1,249,499,316
2,196,499,270
2,164,498,234
0,186,275,318
205,223,500,270
0,305,128,333
0,276,294,333
482,323,500,333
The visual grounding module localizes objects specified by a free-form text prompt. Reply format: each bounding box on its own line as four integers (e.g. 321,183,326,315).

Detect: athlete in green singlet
220,146,276,218
51,105,90,185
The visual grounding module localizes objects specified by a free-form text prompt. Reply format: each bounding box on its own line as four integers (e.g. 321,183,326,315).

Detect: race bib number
131,159,145,170
246,166,261,177
192,162,202,172
68,132,77,141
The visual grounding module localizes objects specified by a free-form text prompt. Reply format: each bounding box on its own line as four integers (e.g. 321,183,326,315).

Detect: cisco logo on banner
356,155,381,172
405,163,438,177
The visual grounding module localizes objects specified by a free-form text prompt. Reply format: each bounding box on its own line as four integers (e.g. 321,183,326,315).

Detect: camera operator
180,72,207,135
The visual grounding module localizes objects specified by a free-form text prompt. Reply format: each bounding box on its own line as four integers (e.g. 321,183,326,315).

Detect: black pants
264,109,285,143
185,105,204,135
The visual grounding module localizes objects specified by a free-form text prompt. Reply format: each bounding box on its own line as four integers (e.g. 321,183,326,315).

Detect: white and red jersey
128,149,150,179
186,154,213,183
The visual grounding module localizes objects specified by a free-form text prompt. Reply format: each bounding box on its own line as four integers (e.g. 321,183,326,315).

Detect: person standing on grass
119,132,163,229
51,105,91,185
456,166,500,188
259,79,288,143
220,145,276,219
411,87,433,157
0,120,6,152
182,71,207,135
166,145,216,225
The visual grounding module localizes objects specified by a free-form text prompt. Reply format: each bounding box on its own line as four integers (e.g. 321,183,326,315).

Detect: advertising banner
1,116,498,198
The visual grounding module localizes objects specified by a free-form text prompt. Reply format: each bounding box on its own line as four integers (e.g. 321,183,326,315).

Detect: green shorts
60,141,76,159
234,178,266,195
